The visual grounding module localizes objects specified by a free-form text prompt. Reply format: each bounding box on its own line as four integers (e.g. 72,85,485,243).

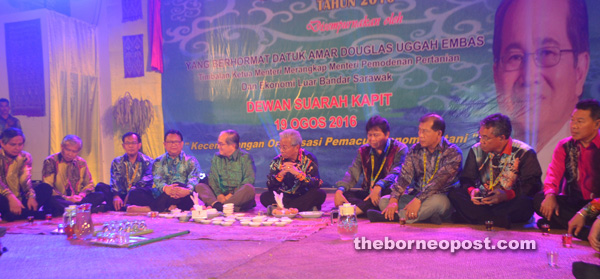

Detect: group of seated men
0,99,599,252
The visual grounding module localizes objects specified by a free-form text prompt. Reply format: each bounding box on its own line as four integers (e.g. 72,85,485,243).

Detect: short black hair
164,129,183,141
480,113,512,139
365,115,390,134
0,127,25,144
220,130,240,148
0,98,8,105
575,99,600,120
419,113,446,135
122,132,141,143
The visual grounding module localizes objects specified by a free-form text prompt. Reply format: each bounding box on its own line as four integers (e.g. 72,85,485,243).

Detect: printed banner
161,0,600,188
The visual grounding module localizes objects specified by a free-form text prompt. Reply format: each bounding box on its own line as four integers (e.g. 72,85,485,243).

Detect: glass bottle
75,203,94,240
63,205,76,239
337,203,358,240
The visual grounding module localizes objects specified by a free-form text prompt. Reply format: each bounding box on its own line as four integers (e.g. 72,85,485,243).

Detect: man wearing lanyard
371,114,462,224
95,132,154,212
335,115,408,216
449,113,542,229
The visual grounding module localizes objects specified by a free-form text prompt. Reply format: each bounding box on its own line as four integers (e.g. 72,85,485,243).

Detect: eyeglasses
277,143,297,151
123,142,139,146
165,141,182,145
499,47,574,72
477,135,498,143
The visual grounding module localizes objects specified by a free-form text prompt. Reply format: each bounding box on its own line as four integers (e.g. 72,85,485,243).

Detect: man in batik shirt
41,134,104,212
335,115,407,215
260,129,325,212
449,113,542,229
97,132,154,212
371,114,462,224
152,129,202,212
0,128,58,220
539,99,600,239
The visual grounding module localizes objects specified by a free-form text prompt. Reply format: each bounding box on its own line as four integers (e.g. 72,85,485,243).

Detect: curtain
47,11,103,184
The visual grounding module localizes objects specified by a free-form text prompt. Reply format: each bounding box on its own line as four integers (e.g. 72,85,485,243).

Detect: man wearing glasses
493,0,590,175
334,115,407,216
449,114,542,229
195,130,256,212
96,132,154,212
151,129,202,212
260,129,325,212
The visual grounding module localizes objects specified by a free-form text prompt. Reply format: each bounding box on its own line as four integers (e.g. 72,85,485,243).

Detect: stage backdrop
160,0,600,188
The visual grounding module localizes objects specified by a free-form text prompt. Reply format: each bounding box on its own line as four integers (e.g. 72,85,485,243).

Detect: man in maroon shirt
534,99,600,238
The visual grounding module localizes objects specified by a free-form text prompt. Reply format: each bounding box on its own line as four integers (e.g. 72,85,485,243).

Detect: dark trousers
448,187,534,224
151,192,194,212
533,191,591,239
0,183,59,221
344,188,391,214
37,182,105,215
260,188,326,212
95,183,155,211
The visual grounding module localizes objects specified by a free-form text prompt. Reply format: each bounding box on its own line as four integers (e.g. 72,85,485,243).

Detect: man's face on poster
493,0,589,149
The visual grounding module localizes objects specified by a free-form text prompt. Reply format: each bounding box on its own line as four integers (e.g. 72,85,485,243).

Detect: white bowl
299,211,324,218
262,221,274,226
252,216,266,223
221,221,234,226
212,220,222,225
240,221,250,226
275,221,286,227
200,219,212,225
249,222,261,227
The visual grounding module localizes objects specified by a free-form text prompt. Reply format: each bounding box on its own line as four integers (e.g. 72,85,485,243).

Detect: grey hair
279,129,302,146
61,134,83,150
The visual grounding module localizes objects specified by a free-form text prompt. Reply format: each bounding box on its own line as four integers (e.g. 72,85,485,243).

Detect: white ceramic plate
272,213,297,218
299,211,324,218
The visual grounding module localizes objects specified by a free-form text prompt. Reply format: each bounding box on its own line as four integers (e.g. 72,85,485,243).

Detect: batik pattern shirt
42,153,94,196
336,138,408,192
152,151,203,195
110,152,154,196
209,149,255,196
460,138,542,200
0,149,34,200
266,148,321,196
391,137,462,201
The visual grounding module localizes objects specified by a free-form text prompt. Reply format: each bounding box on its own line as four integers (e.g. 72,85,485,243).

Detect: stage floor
0,193,598,278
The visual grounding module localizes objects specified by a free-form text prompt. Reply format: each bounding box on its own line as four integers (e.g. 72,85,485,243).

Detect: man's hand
282,162,300,176
568,212,586,237
589,219,600,252
7,194,24,215
482,189,507,205
404,198,422,220
540,194,559,221
334,190,348,207
172,186,192,199
470,188,483,205
365,186,382,206
382,200,399,220
217,194,227,203
65,195,83,203
113,196,124,211
27,197,38,211
163,184,176,198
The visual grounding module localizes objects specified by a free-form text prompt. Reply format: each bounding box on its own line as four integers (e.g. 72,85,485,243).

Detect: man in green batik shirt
196,130,256,212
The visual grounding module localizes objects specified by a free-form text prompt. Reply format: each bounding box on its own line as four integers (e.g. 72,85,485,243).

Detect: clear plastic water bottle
75,203,94,240
337,203,358,240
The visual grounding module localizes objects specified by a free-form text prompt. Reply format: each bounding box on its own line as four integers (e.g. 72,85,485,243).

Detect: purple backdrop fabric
4,19,46,117
123,34,144,78
122,0,143,22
